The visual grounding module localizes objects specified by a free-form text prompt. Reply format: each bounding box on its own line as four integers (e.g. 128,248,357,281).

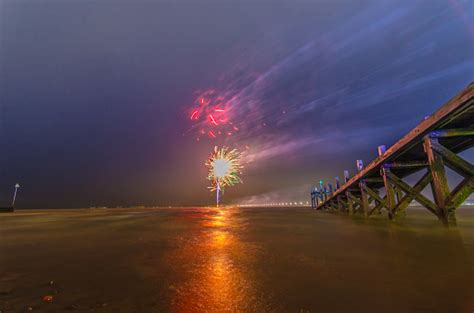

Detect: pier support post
378,145,396,219
357,160,369,216
423,137,455,226
394,187,405,215
346,191,354,214
337,196,343,212
343,171,354,214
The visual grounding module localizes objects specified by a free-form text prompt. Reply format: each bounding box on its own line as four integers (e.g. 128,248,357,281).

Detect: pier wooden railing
311,83,474,226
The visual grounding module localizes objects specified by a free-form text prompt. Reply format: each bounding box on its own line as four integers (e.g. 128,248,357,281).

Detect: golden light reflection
169,207,258,312
211,230,229,247
203,209,229,228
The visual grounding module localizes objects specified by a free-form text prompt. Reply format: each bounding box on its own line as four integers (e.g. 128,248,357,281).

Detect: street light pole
12,183,20,207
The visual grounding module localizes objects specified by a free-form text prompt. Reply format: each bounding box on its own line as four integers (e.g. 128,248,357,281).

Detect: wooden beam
369,196,387,216
363,184,387,216
429,127,474,138
367,196,375,205
364,178,384,183
430,140,474,177
394,186,405,217
393,171,433,215
382,166,396,219
337,196,342,212
387,171,438,216
395,187,403,203
445,176,474,208
363,185,386,207
424,137,455,226
315,85,474,206
346,190,354,214
378,144,396,219
338,197,348,210
359,180,369,217
386,161,429,168
357,160,370,216
347,192,362,206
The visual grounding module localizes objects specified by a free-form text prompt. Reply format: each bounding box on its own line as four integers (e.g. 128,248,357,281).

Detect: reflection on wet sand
168,208,262,313
1,207,472,312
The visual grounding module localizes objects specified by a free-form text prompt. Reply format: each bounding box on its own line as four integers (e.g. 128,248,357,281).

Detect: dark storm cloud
0,0,472,207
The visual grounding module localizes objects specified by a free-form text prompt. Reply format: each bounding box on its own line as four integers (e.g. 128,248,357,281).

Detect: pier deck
313,83,474,226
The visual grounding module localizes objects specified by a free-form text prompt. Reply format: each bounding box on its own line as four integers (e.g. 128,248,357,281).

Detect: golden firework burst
205,146,243,195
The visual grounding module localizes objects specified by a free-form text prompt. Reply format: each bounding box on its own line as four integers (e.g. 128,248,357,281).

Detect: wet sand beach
0,207,473,312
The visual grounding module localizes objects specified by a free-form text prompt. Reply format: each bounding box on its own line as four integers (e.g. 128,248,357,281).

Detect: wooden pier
312,83,474,226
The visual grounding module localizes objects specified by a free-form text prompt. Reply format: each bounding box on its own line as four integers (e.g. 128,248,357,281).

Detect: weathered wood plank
378,145,396,219
446,176,474,208
424,137,455,225
346,190,354,214
314,83,474,208
386,161,429,168
393,171,433,215
430,127,474,138
363,185,386,207
387,171,438,216
430,140,474,177
369,196,387,216
347,193,362,206
364,178,384,183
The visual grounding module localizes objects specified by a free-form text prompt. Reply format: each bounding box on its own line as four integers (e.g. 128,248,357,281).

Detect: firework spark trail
188,89,243,140
205,146,243,206
205,146,243,191
189,1,471,153
186,0,472,185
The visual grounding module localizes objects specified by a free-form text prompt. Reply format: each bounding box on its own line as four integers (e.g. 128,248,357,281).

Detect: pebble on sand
43,295,54,302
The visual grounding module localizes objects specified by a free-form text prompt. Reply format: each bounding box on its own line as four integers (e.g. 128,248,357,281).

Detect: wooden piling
423,137,456,225
378,145,396,219
356,160,369,216
311,83,473,226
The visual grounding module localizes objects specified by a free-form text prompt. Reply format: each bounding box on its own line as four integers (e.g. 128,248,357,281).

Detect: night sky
1,0,473,208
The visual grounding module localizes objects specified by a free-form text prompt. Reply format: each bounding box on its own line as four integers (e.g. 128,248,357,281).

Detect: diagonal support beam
338,196,351,213
429,139,474,177
347,192,362,207
363,185,386,207
369,195,387,216
446,176,474,208
363,184,389,216
393,171,433,215
387,171,438,216
429,127,474,138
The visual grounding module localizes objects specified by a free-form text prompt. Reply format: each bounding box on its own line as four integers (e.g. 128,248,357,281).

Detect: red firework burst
188,90,237,140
